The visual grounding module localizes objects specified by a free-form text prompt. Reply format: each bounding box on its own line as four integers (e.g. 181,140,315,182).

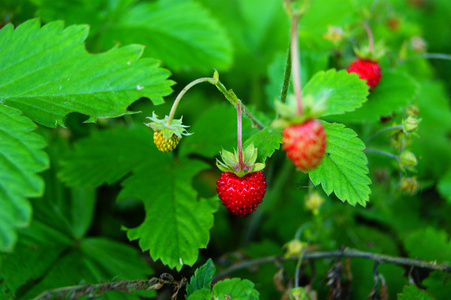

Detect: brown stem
213,247,451,282
360,22,374,53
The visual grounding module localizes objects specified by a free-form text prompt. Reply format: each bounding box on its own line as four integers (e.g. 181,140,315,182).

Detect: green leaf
302,69,369,117
212,278,260,300
0,105,48,252
309,122,371,206
244,127,282,162
187,289,212,300
100,0,233,72
397,284,435,300
186,259,216,297
404,227,451,262
329,71,419,123
59,126,158,188
119,158,218,270
0,19,173,127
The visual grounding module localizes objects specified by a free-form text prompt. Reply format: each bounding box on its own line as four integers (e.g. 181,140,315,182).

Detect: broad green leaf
423,271,451,300
404,227,451,262
198,0,289,77
329,71,419,123
397,284,435,300
59,126,157,188
0,19,173,127
212,278,260,300
119,158,218,270
186,259,216,297
0,105,48,252
302,69,369,117
309,122,371,206
0,219,151,299
179,104,258,158
100,0,233,72
244,127,282,162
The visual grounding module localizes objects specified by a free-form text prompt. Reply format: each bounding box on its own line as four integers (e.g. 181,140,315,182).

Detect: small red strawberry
216,171,266,217
145,112,192,152
282,119,326,171
216,144,266,217
347,59,381,91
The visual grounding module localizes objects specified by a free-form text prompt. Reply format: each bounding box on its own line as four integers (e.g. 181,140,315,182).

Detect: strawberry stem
214,80,264,129
167,77,216,125
290,12,303,115
237,102,245,172
361,22,374,53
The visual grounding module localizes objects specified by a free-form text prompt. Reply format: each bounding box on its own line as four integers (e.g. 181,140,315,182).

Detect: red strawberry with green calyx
216,144,266,217
145,112,192,152
347,41,385,91
282,119,326,171
272,94,327,171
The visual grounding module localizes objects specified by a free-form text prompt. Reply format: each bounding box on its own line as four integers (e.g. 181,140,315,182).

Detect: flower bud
399,151,417,169
305,191,324,215
283,239,306,258
403,116,420,134
399,176,420,194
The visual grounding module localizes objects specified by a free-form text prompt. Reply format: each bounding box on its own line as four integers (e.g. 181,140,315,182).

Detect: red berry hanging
347,59,381,91
282,119,327,171
216,170,266,217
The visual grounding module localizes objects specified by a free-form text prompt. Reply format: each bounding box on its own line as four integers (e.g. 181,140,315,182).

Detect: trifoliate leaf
397,284,435,300
0,105,48,252
100,0,233,72
212,278,260,300
59,126,158,188
309,122,371,206
329,71,419,123
186,259,216,297
244,127,282,162
302,69,369,117
119,158,218,270
0,19,173,127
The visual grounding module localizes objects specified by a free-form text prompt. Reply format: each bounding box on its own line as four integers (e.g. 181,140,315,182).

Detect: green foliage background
0,0,450,299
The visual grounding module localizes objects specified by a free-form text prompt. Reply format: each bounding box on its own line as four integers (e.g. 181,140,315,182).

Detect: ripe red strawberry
282,119,326,171
347,59,382,91
216,171,266,217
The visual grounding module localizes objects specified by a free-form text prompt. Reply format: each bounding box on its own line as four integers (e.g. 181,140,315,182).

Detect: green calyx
216,144,265,177
354,41,386,61
144,112,193,139
272,94,326,128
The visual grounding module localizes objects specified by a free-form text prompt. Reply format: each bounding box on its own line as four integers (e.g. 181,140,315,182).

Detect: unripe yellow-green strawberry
153,130,181,152
144,112,192,153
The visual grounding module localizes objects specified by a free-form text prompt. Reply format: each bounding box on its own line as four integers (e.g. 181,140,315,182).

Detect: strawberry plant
1,0,451,299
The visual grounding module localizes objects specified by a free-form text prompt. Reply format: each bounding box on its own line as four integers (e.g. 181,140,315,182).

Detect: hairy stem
365,124,404,143
280,47,292,103
237,102,244,171
365,148,399,160
361,22,374,53
291,13,303,115
167,77,215,124
214,80,265,129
